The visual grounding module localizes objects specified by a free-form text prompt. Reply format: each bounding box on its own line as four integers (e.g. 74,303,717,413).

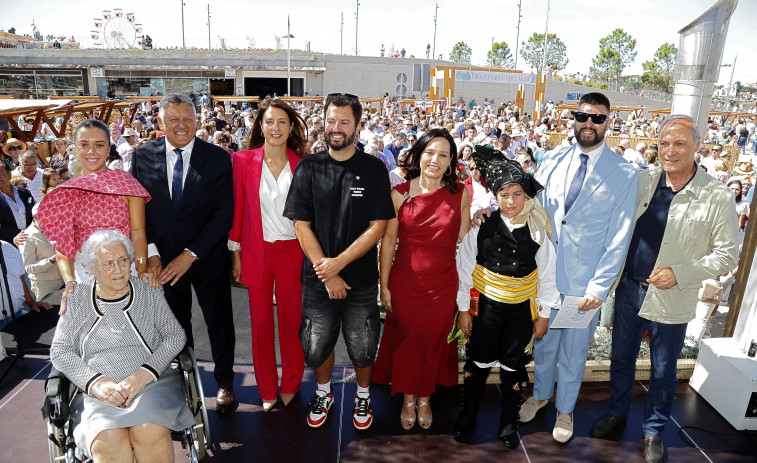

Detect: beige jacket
19,222,61,282
617,165,739,324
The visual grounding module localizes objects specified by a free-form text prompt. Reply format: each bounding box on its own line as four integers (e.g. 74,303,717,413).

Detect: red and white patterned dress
38,169,151,260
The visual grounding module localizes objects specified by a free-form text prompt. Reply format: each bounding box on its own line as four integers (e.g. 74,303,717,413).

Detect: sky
2,0,755,86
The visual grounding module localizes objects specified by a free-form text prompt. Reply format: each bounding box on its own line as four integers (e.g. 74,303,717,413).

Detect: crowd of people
0,88,751,463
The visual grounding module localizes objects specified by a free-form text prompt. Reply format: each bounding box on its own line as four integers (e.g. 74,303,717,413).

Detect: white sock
317,381,331,394
356,385,370,398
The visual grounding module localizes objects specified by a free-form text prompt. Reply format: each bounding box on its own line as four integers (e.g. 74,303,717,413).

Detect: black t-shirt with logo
283,149,395,291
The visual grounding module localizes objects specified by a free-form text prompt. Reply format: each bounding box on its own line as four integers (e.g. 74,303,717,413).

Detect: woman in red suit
373,128,471,430
229,98,307,412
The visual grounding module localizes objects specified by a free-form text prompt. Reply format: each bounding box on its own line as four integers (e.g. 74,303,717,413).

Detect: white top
564,143,605,201
14,168,45,203
456,214,560,318
2,186,27,230
260,161,296,242
735,200,749,217
622,149,647,169
469,180,495,218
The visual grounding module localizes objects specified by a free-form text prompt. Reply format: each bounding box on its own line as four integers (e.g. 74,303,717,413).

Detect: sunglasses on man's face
573,111,608,124
7,145,23,151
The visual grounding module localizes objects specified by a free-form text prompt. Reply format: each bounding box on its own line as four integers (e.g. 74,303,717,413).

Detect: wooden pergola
398,99,445,116
0,100,70,142
210,96,260,106
0,97,159,142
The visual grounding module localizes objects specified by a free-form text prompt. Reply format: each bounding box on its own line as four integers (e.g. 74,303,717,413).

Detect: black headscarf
471,145,544,197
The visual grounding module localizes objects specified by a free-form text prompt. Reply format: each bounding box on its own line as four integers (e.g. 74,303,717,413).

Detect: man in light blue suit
518,92,638,443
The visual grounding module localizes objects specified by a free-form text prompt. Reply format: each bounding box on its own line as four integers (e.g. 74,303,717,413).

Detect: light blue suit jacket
535,143,638,301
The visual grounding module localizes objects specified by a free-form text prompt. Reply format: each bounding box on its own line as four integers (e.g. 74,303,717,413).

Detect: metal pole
181,1,186,48
541,0,551,75
514,0,522,69
207,5,211,49
728,55,737,96
355,0,359,56
287,16,291,96
340,12,344,55
432,3,438,60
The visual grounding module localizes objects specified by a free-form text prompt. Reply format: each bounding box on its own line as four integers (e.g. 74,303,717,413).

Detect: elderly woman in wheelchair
49,230,195,462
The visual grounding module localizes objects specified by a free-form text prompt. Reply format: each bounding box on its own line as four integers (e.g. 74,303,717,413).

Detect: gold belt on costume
472,264,538,321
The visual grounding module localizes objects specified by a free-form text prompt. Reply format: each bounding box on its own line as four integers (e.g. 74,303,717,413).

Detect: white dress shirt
147,137,197,258
260,162,296,242
2,186,27,230
456,214,561,318
165,138,195,197
564,143,605,201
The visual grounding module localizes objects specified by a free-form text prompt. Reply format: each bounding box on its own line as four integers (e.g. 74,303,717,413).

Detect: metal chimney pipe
670,0,738,137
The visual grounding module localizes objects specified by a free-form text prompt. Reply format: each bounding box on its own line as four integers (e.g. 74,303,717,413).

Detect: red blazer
229,146,301,288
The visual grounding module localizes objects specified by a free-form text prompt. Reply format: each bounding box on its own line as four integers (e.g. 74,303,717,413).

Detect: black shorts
299,285,380,368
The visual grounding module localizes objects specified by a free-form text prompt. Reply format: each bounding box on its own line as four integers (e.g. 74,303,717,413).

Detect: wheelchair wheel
47,423,65,462
183,347,211,461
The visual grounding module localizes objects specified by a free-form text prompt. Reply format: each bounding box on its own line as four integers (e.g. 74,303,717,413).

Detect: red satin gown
372,181,463,397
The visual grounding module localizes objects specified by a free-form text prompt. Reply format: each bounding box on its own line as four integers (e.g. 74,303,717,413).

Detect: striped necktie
565,153,588,214
172,148,183,212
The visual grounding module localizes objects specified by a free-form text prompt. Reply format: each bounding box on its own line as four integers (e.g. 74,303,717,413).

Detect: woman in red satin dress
229,98,307,412
373,128,470,430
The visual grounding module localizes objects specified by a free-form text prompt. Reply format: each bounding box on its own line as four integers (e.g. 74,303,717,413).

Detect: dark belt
624,273,649,291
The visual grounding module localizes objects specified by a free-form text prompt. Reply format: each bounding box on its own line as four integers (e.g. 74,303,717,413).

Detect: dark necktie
565,153,589,214
172,148,183,212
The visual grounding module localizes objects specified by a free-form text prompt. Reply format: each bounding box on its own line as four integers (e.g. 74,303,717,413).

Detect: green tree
486,41,514,69
520,33,568,73
590,48,620,87
449,41,472,64
639,43,678,93
590,29,637,90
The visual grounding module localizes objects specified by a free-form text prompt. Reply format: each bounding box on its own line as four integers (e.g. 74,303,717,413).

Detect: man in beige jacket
589,115,740,463
19,204,63,300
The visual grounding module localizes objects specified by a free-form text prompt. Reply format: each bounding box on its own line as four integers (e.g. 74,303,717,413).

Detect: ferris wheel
90,8,144,48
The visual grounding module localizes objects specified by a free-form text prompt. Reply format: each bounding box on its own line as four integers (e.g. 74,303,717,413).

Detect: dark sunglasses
326,93,359,101
7,145,23,151
573,111,608,124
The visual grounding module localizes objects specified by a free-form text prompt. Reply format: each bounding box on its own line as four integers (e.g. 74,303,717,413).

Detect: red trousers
248,239,305,400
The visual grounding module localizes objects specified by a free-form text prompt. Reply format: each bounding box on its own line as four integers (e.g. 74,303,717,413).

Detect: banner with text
454,70,536,85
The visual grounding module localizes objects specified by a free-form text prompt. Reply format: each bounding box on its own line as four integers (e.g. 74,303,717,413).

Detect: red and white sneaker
353,393,373,430
306,390,334,428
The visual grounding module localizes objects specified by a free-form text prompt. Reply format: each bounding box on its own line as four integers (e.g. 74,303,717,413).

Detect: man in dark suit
0,158,34,246
131,93,237,414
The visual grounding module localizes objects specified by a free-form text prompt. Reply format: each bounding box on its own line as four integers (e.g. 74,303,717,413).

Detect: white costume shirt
456,214,560,318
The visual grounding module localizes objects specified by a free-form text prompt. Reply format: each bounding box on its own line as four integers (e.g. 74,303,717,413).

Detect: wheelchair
42,346,212,463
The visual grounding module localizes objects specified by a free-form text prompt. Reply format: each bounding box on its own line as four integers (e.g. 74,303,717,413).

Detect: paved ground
0,286,755,462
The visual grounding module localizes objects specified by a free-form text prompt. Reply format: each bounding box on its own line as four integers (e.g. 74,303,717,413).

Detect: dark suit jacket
0,187,34,245
131,137,233,280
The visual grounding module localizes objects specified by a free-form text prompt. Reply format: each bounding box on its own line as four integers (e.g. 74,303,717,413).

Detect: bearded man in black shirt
284,94,395,431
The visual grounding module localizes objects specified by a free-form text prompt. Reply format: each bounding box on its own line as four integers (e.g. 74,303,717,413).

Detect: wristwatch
185,249,199,260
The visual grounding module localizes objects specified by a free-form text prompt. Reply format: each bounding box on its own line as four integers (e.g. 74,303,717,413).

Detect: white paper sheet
550,295,600,329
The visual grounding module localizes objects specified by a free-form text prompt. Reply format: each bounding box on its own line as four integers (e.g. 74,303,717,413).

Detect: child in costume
452,147,560,448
